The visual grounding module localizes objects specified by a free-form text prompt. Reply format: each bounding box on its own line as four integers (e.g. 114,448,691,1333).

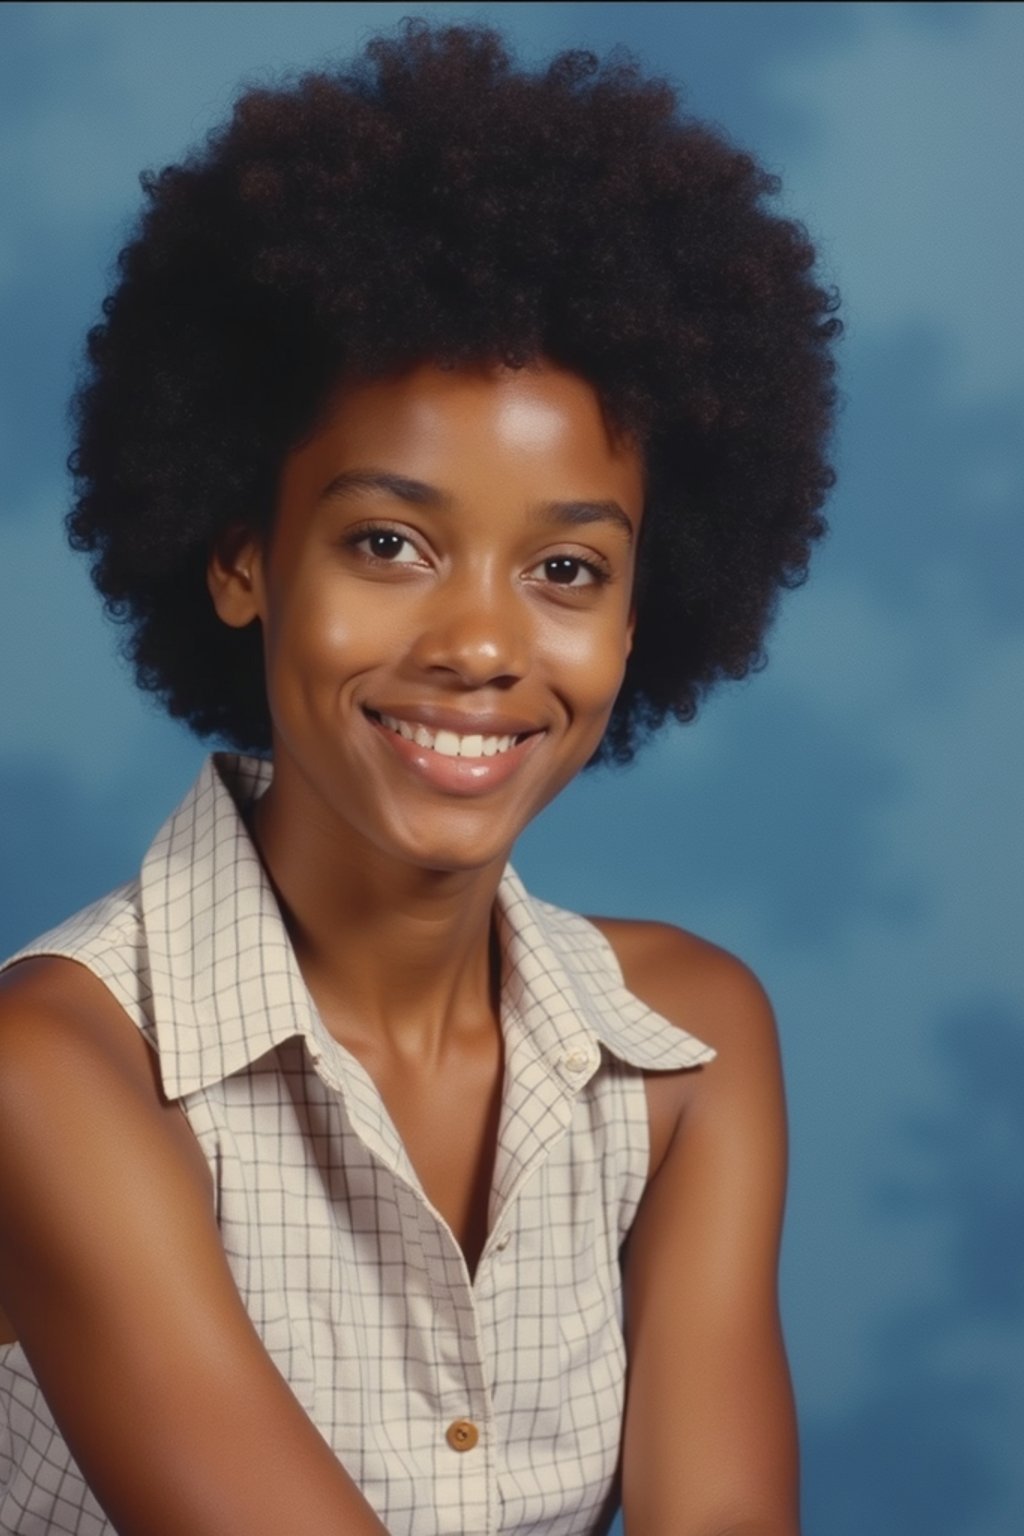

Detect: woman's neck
247,777,506,1065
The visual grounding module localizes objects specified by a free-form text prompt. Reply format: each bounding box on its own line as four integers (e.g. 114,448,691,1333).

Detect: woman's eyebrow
319,469,450,508
537,499,634,545
319,469,634,544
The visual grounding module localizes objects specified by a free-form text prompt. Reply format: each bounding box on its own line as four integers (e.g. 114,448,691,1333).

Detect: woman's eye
531,555,605,588
354,530,421,564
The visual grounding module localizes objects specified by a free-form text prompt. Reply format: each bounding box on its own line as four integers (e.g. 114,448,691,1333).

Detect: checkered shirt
0,754,714,1536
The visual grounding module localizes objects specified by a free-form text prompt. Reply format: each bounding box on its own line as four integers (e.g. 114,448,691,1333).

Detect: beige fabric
0,754,713,1536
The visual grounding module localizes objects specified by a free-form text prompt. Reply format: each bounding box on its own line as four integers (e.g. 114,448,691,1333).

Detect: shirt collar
141,753,713,1102
495,864,715,1086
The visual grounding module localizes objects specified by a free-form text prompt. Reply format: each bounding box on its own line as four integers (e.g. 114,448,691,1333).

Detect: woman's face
214,359,643,874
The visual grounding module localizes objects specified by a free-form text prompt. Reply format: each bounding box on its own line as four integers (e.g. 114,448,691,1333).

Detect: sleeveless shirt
0,753,714,1536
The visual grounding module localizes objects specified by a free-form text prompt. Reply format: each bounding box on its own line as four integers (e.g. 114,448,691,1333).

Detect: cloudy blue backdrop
1,3,1022,1532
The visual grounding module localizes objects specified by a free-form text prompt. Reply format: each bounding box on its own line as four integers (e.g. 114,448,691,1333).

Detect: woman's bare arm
599,921,799,1536
0,956,390,1536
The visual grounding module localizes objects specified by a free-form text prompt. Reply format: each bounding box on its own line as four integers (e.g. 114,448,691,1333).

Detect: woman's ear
207,526,265,629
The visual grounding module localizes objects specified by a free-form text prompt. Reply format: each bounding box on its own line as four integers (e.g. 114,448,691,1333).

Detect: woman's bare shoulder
0,954,213,1244
0,954,169,1108
586,916,781,1181
586,914,776,1058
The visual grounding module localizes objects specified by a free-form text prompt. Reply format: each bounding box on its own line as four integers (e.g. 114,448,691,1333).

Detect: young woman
0,21,839,1536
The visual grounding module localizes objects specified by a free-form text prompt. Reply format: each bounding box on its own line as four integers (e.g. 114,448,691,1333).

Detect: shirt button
563,1048,590,1073
445,1418,479,1452
494,1230,511,1252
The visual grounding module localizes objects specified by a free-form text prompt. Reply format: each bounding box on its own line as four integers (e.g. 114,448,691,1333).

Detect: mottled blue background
1,3,1022,1532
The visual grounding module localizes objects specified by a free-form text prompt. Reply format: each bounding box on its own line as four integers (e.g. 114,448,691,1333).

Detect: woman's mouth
363,707,546,794
370,710,530,759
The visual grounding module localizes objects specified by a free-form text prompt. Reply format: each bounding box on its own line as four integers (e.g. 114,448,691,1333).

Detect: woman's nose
408,570,529,687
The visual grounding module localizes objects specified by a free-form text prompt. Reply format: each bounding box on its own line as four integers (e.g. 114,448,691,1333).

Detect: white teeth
376,711,526,759
433,729,461,758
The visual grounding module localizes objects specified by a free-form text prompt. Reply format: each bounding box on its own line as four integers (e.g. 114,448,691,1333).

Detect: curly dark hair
67,18,840,764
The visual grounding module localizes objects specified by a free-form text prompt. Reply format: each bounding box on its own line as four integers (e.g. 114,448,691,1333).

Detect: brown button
445,1418,479,1452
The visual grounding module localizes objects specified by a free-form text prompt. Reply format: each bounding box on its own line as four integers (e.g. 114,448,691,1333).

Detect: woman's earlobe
206,528,264,629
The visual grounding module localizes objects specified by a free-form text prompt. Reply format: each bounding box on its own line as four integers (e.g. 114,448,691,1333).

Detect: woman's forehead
281,361,646,522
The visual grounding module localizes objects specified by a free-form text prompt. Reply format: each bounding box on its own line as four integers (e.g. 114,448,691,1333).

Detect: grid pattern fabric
0,754,714,1536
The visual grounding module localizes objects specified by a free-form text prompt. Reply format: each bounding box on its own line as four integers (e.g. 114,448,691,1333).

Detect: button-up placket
306,1021,498,1536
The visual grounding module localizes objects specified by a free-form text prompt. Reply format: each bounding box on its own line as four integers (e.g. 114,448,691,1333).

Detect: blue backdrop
1,4,1022,1532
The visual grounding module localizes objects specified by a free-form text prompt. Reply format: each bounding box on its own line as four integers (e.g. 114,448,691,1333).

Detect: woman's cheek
277,576,385,679
542,610,632,719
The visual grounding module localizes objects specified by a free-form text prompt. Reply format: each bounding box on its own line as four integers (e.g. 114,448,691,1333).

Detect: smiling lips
374,710,526,759
365,707,546,793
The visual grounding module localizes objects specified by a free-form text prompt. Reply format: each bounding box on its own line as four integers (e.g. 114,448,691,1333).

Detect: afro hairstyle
67,18,840,764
